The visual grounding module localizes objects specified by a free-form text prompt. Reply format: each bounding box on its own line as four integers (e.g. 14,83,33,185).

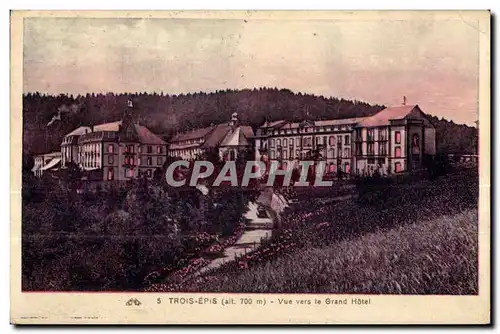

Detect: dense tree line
22,88,477,156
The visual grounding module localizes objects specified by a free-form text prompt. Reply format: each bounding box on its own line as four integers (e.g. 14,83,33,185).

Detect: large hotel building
56,107,168,181
254,104,436,176
33,102,437,181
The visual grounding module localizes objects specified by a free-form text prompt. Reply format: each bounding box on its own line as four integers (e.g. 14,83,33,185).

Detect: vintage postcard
10,10,490,324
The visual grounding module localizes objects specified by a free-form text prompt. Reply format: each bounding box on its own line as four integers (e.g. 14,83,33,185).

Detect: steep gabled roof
64,126,92,137
259,117,367,130
202,123,232,148
261,120,288,129
356,105,422,127
170,126,215,142
314,117,368,127
88,120,165,144
220,127,251,147
93,121,122,132
240,125,254,139
134,124,166,145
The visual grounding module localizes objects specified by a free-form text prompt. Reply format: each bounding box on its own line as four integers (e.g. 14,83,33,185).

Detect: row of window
106,168,154,180
268,147,351,160
175,138,204,147
107,144,164,154
271,161,352,173
269,135,350,149
263,125,350,136
169,149,202,158
354,143,401,157
354,129,400,143
107,155,163,166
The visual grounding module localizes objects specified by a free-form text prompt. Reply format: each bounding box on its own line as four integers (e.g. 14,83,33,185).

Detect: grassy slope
192,210,478,294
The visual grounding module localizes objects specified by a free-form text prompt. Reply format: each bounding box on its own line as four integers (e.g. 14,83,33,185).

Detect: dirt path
197,201,274,275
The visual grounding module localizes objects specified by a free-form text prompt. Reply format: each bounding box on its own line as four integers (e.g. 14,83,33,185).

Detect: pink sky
23,15,480,125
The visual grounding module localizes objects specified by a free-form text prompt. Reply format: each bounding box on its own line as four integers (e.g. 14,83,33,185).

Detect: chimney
403,96,407,106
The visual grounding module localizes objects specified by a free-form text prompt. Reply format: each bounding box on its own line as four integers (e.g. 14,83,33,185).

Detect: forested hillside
22,88,477,156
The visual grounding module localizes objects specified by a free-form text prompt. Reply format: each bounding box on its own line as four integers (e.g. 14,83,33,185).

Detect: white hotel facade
254,104,436,176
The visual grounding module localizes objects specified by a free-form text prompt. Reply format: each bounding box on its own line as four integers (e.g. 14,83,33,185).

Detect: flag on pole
128,99,133,108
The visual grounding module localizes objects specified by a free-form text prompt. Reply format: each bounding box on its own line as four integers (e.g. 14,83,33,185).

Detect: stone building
59,107,168,181
168,112,254,161
254,104,436,176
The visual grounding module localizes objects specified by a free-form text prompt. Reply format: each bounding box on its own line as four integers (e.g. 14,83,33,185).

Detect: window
127,145,134,153
270,139,275,148
344,148,350,158
296,138,300,146
355,128,362,141
316,137,321,145
328,149,335,159
277,139,281,147
158,157,163,165
345,135,350,145
108,144,114,153
147,169,152,177
295,150,300,159
368,158,375,164
128,169,134,178
337,136,342,145
147,146,153,153
283,139,287,147
269,150,275,159
355,143,363,155
345,163,350,174
138,146,142,153
323,136,327,146
395,131,401,144
379,129,387,141
107,168,114,180
395,147,402,157
157,146,163,154
367,129,375,142
329,136,335,146
367,143,375,155
147,157,152,165
283,150,288,159
378,158,385,165
395,162,402,173
137,158,141,166
379,143,387,156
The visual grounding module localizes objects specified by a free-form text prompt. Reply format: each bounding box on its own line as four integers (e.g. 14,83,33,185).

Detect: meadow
174,167,479,294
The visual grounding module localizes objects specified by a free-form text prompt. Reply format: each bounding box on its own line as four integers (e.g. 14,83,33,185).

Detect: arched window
277,139,281,147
